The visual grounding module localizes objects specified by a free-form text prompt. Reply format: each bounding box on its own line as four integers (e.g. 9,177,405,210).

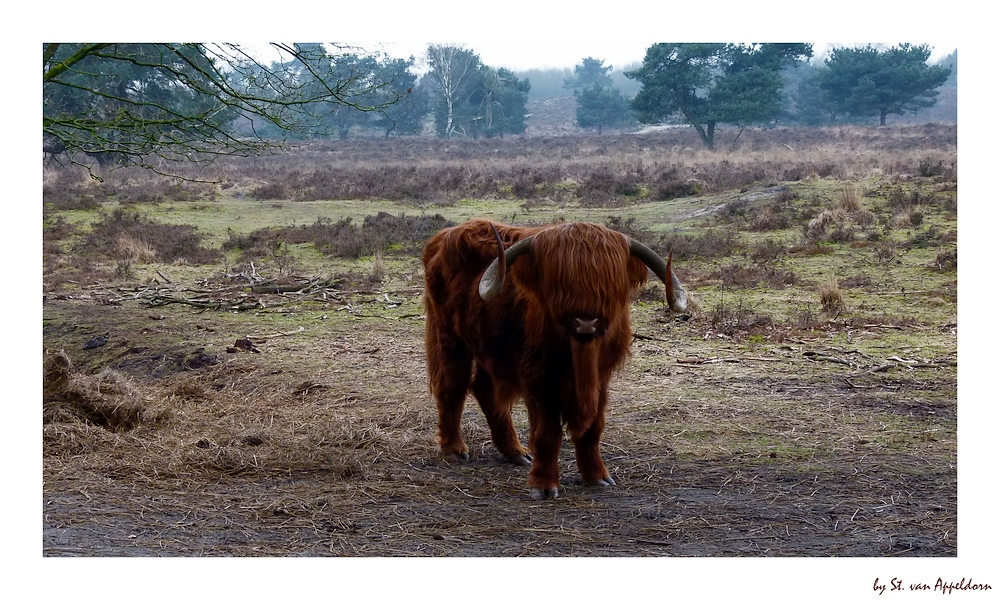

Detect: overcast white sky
198,0,961,72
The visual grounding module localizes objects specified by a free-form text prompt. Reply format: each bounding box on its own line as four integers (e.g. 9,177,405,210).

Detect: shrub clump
713,264,798,288
84,209,222,264
660,228,742,260
933,249,957,271
709,297,773,336
606,216,742,261
222,228,286,259
251,182,290,200
577,167,644,206
272,212,454,259
654,169,702,200
43,170,104,211
891,207,924,229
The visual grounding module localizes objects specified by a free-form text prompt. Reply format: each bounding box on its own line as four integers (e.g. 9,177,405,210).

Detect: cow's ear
627,255,649,289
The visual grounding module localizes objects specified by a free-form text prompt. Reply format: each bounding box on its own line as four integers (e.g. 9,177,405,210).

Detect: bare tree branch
42,43,405,180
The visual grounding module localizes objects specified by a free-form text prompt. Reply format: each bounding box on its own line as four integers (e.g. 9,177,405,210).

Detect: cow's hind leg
426,321,473,460
471,367,531,466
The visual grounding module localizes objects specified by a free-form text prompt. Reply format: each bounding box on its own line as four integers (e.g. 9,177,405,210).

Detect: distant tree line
43,42,955,175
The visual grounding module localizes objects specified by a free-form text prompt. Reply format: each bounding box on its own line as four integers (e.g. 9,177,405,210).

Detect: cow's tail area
570,339,601,432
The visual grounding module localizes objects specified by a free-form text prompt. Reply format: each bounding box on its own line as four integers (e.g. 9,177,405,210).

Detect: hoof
442,450,469,462
584,476,616,487
530,485,559,500
508,453,532,467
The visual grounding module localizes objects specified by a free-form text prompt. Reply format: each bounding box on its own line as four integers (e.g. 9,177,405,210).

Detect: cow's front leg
569,419,614,487
525,394,562,499
567,382,614,487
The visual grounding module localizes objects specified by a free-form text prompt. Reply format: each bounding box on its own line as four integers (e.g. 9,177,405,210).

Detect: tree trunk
691,120,717,150
879,109,887,126
445,97,454,137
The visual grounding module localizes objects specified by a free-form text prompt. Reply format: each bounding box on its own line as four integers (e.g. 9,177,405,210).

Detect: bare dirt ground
42,287,957,557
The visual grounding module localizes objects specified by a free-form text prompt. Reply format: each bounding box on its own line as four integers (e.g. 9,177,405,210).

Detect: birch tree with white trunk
425,45,479,138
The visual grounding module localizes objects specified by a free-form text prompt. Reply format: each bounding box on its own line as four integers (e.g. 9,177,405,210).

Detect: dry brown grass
891,207,925,228
872,241,899,264
818,280,846,313
851,208,878,229
369,249,386,283
112,235,157,262
837,184,863,212
749,204,789,231
43,351,172,454
111,234,157,277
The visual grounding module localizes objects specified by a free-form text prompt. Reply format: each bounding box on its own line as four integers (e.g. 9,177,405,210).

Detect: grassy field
41,125,958,563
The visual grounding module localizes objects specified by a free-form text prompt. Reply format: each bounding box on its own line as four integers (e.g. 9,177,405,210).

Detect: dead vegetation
44,350,171,453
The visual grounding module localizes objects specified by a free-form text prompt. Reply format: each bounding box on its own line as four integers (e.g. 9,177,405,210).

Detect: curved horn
479,225,533,301
628,239,688,312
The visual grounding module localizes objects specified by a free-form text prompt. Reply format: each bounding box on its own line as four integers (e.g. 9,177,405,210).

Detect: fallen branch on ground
246,326,306,341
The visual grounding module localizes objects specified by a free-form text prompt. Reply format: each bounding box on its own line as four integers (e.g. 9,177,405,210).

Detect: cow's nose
573,317,600,336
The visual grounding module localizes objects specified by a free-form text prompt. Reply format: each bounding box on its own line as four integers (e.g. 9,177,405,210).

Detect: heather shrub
749,238,787,264
713,264,797,288
709,296,773,335
653,169,702,200
933,249,957,271
84,209,222,264
251,182,290,200
271,213,454,259
577,166,643,206
605,216,656,246
43,169,103,211
222,228,286,259
660,228,742,260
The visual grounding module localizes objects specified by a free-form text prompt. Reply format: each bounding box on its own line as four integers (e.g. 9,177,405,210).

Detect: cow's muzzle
568,316,603,343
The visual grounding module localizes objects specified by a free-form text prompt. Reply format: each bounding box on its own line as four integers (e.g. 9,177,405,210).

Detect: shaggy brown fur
422,219,659,499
